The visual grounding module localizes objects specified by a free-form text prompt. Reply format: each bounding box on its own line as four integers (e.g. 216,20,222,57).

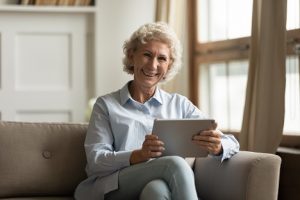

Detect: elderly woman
74,22,239,200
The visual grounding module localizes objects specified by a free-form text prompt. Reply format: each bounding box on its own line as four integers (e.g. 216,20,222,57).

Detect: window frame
188,0,300,144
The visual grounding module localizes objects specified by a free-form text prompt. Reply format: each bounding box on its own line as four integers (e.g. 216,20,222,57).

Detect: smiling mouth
142,70,158,77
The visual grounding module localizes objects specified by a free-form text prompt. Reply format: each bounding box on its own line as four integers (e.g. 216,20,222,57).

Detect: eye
143,52,152,58
158,56,167,62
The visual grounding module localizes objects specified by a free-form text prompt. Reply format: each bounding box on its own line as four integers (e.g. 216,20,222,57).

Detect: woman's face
130,40,171,90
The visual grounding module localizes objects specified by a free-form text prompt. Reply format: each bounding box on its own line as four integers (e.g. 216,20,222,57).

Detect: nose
149,57,159,70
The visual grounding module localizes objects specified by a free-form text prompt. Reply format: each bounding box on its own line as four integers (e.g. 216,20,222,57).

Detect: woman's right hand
130,134,165,165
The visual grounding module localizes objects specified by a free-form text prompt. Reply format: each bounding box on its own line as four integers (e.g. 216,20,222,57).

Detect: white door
0,11,91,122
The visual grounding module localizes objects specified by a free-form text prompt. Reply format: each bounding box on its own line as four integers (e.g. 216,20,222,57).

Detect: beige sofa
0,121,281,200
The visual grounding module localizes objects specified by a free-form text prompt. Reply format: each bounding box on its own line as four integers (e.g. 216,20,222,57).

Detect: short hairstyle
122,22,182,82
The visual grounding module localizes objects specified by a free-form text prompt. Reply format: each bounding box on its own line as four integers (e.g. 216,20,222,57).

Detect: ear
127,49,135,63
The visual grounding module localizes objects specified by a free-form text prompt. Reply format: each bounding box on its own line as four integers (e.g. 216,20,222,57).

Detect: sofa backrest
0,121,88,198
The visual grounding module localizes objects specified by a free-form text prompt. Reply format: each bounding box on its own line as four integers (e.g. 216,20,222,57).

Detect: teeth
143,70,156,77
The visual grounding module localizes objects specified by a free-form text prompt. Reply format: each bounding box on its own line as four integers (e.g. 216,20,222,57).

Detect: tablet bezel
152,119,215,157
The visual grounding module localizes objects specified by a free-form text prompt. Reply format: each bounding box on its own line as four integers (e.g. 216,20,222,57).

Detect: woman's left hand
192,129,223,155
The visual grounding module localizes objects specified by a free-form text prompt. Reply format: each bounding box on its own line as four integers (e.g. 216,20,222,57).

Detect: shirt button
42,151,52,159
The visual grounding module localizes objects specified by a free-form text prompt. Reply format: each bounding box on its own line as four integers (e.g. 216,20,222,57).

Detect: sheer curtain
240,0,287,153
156,0,189,97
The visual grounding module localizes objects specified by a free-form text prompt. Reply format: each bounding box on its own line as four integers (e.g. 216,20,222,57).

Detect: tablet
152,119,215,157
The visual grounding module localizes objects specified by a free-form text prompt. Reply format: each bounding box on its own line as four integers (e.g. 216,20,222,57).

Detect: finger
143,139,165,147
198,130,221,137
141,149,163,159
193,135,221,144
143,145,165,152
192,140,221,154
212,122,218,130
207,145,222,155
141,149,153,159
149,151,163,158
142,140,165,153
146,134,159,140
192,140,214,147
192,140,221,150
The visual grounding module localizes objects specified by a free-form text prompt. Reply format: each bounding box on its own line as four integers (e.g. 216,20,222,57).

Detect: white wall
95,0,156,97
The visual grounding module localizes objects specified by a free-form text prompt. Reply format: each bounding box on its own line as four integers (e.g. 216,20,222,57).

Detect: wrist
130,150,142,165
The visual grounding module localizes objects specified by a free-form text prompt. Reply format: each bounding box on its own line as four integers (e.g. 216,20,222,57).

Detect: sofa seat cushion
0,121,88,198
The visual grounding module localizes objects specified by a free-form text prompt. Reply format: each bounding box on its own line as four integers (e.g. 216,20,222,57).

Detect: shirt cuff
115,150,132,167
220,135,239,162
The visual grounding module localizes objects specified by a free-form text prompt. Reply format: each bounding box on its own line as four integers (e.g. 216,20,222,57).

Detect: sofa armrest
194,151,281,200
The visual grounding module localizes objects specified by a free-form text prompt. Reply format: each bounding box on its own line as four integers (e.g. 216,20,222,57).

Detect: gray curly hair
122,22,182,82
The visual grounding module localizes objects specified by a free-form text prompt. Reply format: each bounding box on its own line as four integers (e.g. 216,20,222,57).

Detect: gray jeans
105,156,198,200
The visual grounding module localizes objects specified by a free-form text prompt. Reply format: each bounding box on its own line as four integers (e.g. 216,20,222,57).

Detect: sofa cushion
0,121,88,198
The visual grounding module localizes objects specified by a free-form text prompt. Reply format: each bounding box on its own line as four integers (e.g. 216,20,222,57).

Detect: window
199,60,249,131
189,0,300,135
285,0,300,134
197,0,252,42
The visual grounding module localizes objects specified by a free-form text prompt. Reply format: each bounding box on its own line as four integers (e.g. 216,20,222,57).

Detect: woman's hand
192,129,223,156
130,134,165,165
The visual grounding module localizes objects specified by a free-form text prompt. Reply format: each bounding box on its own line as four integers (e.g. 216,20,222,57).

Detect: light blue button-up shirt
74,82,239,200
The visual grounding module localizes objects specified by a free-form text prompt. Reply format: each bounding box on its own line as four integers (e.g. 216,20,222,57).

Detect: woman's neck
129,81,156,104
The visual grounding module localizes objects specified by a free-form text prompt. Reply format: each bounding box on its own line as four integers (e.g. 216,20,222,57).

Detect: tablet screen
152,119,215,157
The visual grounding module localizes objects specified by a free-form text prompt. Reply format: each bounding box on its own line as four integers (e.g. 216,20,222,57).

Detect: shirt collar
151,86,163,105
120,81,163,106
120,82,132,105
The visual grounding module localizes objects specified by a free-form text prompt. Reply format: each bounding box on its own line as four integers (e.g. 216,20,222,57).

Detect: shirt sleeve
214,133,240,162
84,97,131,177
181,96,240,161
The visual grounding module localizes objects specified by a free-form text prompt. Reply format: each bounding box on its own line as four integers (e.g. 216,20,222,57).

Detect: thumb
212,121,218,130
